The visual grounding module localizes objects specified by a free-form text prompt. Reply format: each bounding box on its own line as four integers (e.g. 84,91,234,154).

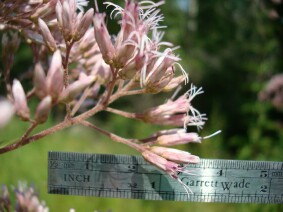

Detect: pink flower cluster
0,183,48,212
94,1,188,93
0,0,220,192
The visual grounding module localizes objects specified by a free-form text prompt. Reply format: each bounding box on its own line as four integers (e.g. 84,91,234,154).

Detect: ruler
48,151,283,204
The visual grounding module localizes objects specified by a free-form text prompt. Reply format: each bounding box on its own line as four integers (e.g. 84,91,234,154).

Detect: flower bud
142,150,181,177
143,49,175,80
141,95,189,126
150,146,200,164
31,0,58,19
56,1,63,28
142,112,185,126
93,13,115,64
38,18,57,52
46,50,64,100
68,0,76,12
90,55,112,84
2,33,21,53
74,8,94,41
150,128,186,138
145,70,173,93
162,75,186,92
77,29,96,52
2,33,20,71
118,59,136,79
12,79,30,121
141,48,189,93
61,0,74,41
0,99,15,128
59,74,95,103
11,33,21,52
116,0,139,43
35,96,52,123
115,42,136,68
157,132,201,146
33,63,48,99
118,53,145,79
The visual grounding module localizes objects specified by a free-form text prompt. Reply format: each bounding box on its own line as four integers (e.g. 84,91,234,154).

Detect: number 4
217,170,223,176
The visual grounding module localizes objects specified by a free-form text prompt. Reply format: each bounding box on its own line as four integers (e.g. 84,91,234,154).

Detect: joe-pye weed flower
0,0,220,195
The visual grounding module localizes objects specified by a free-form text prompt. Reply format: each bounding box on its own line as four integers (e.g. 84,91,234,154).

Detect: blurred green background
1,0,283,211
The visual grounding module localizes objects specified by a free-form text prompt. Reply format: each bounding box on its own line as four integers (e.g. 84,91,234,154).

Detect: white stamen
203,130,222,140
76,0,89,12
104,2,123,11
184,90,207,130
151,50,180,61
175,63,189,84
154,26,167,29
170,85,182,100
176,177,193,197
157,42,173,47
186,85,204,101
94,0,99,12
139,0,165,10
140,56,149,87
171,46,180,51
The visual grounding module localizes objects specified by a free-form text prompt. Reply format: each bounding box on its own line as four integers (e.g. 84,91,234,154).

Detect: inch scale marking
48,151,283,204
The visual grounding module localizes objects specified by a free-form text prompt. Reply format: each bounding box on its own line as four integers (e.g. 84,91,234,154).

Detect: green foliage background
1,0,283,211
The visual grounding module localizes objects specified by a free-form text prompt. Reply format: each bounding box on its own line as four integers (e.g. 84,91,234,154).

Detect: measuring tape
48,151,283,204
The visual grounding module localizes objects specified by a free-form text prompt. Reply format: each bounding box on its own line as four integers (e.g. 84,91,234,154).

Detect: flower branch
63,42,74,118
80,120,145,152
20,122,39,145
71,86,92,116
105,107,139,119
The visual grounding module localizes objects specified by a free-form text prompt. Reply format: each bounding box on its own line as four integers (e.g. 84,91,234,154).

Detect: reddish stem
80,120,145,152
63,42,74,118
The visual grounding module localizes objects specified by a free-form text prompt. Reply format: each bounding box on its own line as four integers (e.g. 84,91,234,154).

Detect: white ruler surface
48,151,283,203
